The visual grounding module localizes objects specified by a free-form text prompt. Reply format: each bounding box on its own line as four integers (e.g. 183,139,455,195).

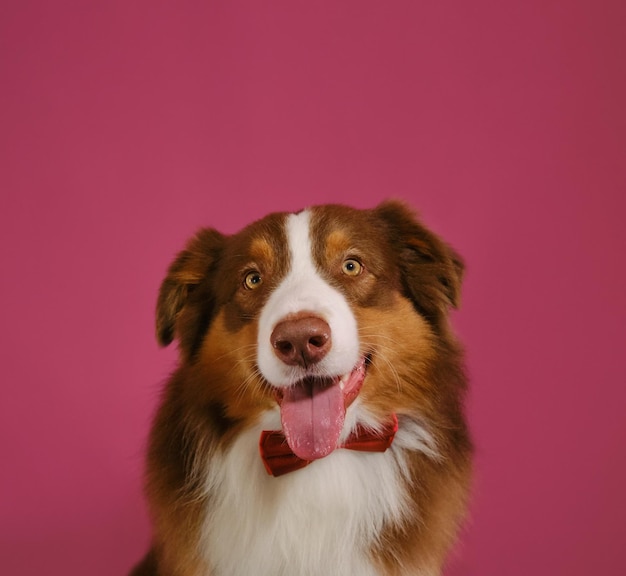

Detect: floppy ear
156,228,225,355
375,200,464,329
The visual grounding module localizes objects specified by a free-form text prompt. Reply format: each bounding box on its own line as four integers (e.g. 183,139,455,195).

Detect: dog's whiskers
359,337,403,394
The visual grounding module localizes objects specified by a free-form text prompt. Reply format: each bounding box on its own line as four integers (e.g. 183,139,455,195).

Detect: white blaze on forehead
257,210,360,387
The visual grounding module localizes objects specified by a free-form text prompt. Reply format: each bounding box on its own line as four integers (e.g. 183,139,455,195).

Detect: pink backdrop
2,1,625,575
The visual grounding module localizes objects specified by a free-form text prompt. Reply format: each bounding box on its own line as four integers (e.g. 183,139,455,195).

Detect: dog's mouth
273,356,368,461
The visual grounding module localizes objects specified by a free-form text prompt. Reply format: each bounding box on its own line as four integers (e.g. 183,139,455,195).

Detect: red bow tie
259,414,398,477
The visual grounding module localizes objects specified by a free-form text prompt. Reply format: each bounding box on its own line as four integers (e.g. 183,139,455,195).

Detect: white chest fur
199,411,437,576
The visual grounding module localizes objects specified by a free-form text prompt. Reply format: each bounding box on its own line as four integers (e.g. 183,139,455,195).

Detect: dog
131,200,472,576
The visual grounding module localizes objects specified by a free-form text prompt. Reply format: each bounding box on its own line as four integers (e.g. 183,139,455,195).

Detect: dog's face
156,201,463,460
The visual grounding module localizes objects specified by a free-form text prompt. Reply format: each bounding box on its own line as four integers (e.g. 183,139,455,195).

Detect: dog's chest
199,412,409,576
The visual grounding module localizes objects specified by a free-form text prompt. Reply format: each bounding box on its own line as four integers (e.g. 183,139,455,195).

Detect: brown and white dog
131,201,472,576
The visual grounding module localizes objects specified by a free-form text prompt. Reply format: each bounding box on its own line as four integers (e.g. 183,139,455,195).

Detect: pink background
1,1,625,575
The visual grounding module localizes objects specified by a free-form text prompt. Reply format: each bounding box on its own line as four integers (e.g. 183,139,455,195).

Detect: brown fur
131,200,472,575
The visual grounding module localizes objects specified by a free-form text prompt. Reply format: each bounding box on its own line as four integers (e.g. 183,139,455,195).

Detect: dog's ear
375,200,464,329
156,228,225,354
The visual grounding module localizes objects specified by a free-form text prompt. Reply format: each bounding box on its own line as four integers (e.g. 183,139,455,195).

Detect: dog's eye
244,271,263,290
342,259,363,277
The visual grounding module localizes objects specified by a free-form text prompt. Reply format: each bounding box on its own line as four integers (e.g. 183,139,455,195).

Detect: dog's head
156,201,463,460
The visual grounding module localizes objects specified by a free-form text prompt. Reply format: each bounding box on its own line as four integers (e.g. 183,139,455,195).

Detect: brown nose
271,316,332,367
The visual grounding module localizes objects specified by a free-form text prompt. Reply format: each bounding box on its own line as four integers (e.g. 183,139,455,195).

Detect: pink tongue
280,377,345,461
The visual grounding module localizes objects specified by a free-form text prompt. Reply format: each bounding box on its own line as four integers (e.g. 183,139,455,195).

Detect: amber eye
244,271,263,290
342,258,363,276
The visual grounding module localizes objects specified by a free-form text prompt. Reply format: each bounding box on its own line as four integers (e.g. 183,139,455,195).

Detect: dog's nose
271,316,332,367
